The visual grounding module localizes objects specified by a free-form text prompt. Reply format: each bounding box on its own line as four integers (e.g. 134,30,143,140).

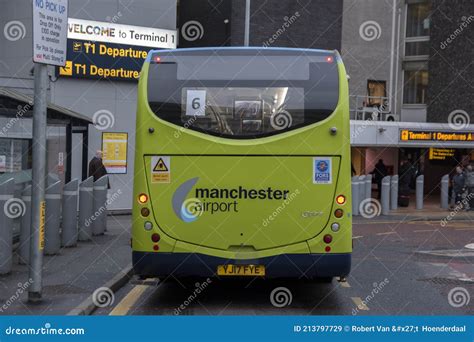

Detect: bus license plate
217,265,265,276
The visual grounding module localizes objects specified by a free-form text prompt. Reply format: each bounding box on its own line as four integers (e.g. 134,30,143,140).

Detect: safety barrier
78,177,94,242
0,178,15,274
0,172,110,278
390,175,398,210
92,176,108,236
62,179,79,247
381,176,391,216
416,175,424,210
19,185,32,264
44,181,62,255
351,176,360,216
440,174,449,209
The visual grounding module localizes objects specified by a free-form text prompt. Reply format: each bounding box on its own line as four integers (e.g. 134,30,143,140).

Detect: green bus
132,47,352,281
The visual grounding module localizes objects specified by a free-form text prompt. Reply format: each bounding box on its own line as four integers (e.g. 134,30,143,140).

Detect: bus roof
144,46,338,63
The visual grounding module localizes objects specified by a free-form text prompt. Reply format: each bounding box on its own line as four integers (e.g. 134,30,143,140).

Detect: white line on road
376,232,396,236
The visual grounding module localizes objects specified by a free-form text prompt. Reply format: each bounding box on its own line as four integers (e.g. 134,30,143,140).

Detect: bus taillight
326,56,334,63
138,193,148,204
151,233,160,243
334,209,344,218
323,234,333,244
336,195,346,205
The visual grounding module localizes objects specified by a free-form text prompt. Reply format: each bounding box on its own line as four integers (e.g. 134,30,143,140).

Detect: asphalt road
95,220,474,316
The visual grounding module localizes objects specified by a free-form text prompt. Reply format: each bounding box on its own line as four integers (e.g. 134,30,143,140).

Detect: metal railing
349,95,393,121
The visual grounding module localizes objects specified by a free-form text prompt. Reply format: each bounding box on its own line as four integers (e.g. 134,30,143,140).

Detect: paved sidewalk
354,201,474,223
0,215,131,315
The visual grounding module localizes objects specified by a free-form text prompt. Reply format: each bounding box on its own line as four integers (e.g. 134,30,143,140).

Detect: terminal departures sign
400,129,474,142
59,18,177,81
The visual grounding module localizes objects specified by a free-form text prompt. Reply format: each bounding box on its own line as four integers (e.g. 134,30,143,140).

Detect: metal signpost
30,0,68,302
244,0,250,46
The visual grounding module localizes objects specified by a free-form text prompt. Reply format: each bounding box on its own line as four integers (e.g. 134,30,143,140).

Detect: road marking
413,229,437,233
109,285,149,316
353,221,398,225
351,297,369,311
456,228,474,231
352,236,363,239
465,243,474,250
376,231,396,236
340,281,351,288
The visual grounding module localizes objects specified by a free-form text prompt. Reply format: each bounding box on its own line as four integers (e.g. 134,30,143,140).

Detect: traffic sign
32,0,68,66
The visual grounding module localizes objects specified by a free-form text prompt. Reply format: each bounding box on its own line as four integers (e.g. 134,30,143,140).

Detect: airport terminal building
0,0,472,210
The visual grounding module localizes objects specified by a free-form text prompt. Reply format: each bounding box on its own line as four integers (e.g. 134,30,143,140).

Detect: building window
406,2,431,38
405,38,430,57
403,70,428,104
367,80,387,107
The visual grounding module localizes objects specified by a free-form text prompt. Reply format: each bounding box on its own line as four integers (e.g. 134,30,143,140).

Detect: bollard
351,176,360,216
78,177,94,241
44,181,62,255
440,174,449,209
19,185,32,265
0,179,15,274
416,175,424,210
381,176,391,216
358,175,366,203
365,174,372,200
390,175,399,210
92,176,108,236
61,179,79,247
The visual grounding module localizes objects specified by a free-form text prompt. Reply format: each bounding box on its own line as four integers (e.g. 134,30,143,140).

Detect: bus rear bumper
132,252,351,279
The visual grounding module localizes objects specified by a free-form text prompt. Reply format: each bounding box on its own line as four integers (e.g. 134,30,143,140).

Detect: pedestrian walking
372,159,387,199
88,150,110,189
452,166,465,207
465,164,474,210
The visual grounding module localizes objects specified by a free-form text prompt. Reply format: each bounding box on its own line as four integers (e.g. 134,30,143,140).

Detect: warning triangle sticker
153,158,169,172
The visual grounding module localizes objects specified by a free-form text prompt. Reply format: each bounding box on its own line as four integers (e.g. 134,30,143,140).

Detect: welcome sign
59,18,177,81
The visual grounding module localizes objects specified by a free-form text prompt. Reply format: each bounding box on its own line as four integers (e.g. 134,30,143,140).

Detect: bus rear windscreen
147,49,340,138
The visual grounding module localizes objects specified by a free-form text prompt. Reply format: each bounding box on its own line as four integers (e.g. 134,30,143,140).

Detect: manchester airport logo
172,177,202,223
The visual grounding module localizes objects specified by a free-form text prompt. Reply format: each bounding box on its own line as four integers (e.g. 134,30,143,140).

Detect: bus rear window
147,49,339,138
